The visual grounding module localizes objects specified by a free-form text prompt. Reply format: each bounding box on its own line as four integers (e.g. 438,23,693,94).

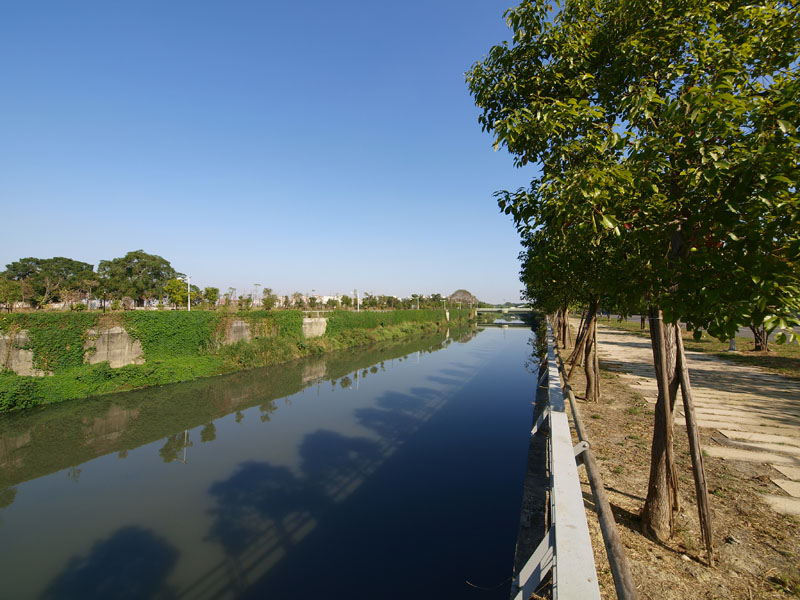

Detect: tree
341,295,353,308
82,278,99,309
291,292,305,309
97,250,177,307
203,287,220,308
261,287,277,310
469,0,800,554
0,276,21,312
190,284,201,306
164,279,187,309
4,257,94,307
448,289,478,306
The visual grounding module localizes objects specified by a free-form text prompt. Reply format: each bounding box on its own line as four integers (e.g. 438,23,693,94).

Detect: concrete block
84,327,145,368
0,330,51,376
224,319,252,345
302,317,327,339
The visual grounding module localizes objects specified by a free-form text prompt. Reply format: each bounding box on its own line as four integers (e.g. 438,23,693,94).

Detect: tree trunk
567,309,590,372
750,325,769,352
584,299,600,402
593,315,601,400
640,314,646,329
557,305,569,348
641,306,681,540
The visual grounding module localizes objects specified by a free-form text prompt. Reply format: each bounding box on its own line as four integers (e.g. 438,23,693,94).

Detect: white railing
512,323,601,600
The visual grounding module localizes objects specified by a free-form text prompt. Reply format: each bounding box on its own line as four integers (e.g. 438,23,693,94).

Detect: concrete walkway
591,322,800,517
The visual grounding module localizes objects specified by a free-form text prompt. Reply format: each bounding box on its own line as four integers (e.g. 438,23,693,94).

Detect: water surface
0,327,536,599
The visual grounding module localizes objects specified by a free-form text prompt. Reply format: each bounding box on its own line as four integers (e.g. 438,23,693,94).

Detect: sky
1,1,534,303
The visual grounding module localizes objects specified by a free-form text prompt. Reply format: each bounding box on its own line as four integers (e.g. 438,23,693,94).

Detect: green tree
4,257,94,307
203,286,220,308
238,295,252,311
261,287,278,310
97,250,177,307
341,295,353,308
469,0,800,549
0,276,22,312
164,278,188,308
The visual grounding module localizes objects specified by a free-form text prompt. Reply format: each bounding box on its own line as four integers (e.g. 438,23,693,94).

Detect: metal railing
512,321,638,600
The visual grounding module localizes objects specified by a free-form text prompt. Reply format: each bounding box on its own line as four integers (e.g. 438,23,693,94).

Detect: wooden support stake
675,328,715,567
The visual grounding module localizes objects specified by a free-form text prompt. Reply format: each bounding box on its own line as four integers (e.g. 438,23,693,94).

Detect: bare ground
566,355,800,599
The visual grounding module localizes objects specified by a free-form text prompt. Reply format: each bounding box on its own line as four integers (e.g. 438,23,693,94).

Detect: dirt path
593,321,800,516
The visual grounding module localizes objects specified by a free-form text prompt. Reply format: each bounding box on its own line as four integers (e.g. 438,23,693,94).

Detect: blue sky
1,1,532,303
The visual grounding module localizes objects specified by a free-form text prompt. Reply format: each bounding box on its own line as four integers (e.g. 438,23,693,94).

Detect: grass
601,317,800,379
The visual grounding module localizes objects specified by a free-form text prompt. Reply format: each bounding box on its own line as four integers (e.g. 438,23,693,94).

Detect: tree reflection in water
198,388,445,598
41,526,178,600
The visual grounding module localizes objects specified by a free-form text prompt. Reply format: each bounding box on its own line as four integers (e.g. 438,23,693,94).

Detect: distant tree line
0,251,484,313
0,250,217,311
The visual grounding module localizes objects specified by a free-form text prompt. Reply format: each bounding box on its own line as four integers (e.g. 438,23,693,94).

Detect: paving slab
762,494,800,516
719,430,800,448
704,446,800,466
716,440,800,457
774,465,800,481
689,414,799,429
592,321,800,517
771,479,800,498
691,419,800,436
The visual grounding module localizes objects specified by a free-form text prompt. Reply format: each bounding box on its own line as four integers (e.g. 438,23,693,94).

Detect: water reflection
41,526,179,600
0,329,471,497
0,326,535,599
188,381,455,597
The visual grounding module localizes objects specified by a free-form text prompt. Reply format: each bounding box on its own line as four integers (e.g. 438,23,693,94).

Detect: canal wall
0,309,474,412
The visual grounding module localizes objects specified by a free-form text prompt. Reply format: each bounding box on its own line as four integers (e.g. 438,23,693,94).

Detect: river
0,326,536,599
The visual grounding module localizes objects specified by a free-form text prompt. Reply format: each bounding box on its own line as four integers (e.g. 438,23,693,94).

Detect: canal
0,326,536,599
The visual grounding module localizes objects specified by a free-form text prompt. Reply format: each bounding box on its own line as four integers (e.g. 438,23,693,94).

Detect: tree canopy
97,250,178,306
468,0,800,338
3,257,95,307
468,0,800,547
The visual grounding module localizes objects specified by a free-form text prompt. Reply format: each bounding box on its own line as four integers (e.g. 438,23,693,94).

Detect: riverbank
564,321,800,598
0,309,473,412
0,326,480,493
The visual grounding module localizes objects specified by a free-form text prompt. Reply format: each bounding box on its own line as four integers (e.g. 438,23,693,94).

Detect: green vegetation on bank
325,308,470,335
0,309,474,412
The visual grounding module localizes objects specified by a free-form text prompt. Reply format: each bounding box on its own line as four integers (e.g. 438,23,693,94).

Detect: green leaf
600,214,618,229
777,119,794,134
